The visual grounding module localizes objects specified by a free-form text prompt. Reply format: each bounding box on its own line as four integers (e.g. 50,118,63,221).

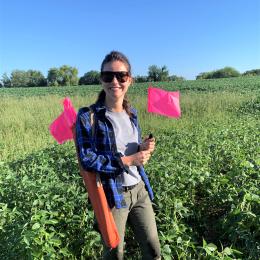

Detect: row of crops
0,76,259,98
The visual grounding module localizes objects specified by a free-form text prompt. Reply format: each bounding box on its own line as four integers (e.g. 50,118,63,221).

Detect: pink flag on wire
147,86,181,118
49,97,77,144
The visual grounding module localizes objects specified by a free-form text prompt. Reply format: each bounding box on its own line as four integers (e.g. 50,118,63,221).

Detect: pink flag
147,86,181,118
49,97,77,144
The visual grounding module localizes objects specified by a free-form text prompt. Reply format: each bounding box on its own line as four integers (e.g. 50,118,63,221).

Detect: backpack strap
85,106,101,186
89,106,95,137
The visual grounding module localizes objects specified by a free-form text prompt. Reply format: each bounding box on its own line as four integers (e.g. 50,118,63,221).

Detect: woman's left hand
139,136,155,153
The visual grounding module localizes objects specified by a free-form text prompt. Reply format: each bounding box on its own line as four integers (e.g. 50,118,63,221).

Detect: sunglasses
101,71,130,83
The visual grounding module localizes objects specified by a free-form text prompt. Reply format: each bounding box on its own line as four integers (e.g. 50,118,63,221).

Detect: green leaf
50,238,62,246
177,236,182,244
162,244,172,254
23,236,30,246
45,219,59,225
207,243,217,251
32,223,40,230
223,247,232,255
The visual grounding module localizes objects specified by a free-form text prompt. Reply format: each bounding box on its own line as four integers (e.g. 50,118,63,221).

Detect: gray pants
102,180,161,260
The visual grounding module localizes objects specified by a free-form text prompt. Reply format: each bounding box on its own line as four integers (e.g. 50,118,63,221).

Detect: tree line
196,67,260,79
0,65,259,88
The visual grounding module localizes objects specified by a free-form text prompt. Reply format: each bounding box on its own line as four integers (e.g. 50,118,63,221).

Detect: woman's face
101,60,132,103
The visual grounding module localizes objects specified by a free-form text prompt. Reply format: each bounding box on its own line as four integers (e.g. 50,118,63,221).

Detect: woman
76,51,161,259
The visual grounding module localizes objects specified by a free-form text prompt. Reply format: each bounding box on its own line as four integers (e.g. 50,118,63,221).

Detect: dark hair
101,51,132,75
96,51,133,116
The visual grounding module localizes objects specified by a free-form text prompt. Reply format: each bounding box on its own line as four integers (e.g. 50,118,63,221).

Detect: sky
0,0,259,80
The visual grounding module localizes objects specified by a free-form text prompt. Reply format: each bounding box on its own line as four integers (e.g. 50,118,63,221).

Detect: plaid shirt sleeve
75,108,125,177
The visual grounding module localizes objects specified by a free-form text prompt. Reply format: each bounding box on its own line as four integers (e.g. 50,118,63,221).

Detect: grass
0,89,257,162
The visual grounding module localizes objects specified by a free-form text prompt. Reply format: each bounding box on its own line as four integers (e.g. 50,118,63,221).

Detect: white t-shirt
106,109,141,186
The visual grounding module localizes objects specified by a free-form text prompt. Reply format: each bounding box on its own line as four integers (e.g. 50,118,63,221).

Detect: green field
0,77,259,259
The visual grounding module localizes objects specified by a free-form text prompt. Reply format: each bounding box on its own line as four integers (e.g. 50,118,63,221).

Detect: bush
243,69,260,76
148,65,169,82
196,67,240,79
3,70,47,88
168,75,185,81
79,71,100,85
47,66,78,87
134,75,148,83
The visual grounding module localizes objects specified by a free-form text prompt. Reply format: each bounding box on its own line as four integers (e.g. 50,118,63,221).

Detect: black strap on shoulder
89,106,95,137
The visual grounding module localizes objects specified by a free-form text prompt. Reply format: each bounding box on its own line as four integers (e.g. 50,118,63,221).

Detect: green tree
148,65,169,81
134,75,148,83
10,70,29,87
47,66,78,86
160,65,169,81
47,68,62,86
243,69,260,76
213,67,240,78
59,65,78,86
196,67,240,79
148,65,161,81
196,72,214,80
26,70,46,87
1,70,46,87
79,70,100,85
1,73,12,87
168,75,185,81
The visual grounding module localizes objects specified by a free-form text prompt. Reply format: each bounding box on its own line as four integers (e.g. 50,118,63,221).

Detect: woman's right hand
121,151,151,167
139,137,155,153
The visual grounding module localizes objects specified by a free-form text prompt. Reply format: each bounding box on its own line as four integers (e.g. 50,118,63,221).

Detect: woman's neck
105,98,124,112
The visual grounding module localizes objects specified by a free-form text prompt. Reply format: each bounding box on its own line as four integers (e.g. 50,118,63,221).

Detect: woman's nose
111,75,119,83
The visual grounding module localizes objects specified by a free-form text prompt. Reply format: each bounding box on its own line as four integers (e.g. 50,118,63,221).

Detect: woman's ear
129,76,134,85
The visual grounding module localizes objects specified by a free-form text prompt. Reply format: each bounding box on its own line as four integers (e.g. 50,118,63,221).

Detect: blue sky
0,0,259,80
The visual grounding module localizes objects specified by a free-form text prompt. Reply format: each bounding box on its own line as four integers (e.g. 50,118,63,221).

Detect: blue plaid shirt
75,102,154,209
